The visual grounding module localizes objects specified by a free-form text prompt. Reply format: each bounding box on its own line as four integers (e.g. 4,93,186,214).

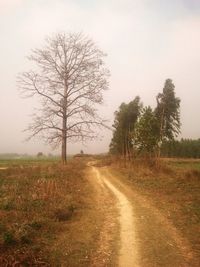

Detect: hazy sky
0,0,200,155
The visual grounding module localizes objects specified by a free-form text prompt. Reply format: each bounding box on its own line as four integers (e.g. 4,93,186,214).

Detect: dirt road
92,165,139,267
88,164,194,267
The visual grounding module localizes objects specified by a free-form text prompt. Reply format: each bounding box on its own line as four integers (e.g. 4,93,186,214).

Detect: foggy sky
0,0,200,155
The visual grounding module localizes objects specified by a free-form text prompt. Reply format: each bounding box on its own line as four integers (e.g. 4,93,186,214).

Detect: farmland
0,157,200,266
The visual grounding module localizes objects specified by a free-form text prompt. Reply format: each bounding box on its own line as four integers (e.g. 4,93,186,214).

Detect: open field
1,156,200,266
0,158,103,266
0,158,60,168
162,158,200,170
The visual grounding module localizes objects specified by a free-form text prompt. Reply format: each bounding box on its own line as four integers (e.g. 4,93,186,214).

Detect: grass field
0,157,60,168
163,158,200,170
0,158,100,266
1,156,200,266
106,157,200,266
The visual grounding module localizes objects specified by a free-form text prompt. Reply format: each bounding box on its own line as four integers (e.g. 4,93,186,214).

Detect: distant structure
37,152,44,157
73,151,91,158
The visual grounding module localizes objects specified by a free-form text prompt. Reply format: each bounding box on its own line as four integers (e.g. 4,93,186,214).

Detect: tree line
161,139,200,158
109,79,181,158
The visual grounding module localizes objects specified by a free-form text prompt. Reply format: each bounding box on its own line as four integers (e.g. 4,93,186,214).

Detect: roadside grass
106,157,200,266
0,158,99,266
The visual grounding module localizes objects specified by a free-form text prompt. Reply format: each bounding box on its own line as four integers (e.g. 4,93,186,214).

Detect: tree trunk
62,135,67,164
62,78,68,164
158,106,165,158
62,113,67,164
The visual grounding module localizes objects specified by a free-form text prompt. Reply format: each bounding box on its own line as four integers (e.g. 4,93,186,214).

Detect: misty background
0,0,200,155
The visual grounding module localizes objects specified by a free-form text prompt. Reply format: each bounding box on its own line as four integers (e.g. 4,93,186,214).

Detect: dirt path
102,173,139,267
88,163,194,267
87,165,119,266
88,165,139,267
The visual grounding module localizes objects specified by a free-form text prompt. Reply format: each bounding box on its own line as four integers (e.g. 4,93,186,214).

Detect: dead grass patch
106,157,200,266
0,158,100,266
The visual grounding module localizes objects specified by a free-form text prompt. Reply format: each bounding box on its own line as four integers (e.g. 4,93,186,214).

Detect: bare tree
18,33,110,163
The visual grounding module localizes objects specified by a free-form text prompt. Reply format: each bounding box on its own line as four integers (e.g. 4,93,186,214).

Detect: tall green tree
155,79,181,155
109,96,142,157
134,106,160,155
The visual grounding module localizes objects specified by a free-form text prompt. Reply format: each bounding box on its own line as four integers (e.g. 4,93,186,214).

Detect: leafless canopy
18,32,110,162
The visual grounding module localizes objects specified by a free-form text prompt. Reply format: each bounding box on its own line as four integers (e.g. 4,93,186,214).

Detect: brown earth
1,159,198,266
87,162,196,267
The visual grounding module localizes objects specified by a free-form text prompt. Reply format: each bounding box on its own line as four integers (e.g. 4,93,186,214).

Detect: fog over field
0,0,200,155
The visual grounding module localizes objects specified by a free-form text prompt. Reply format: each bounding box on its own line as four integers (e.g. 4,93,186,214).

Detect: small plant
3,231,16,245
20,234,32,244
2,201,14,210
29,221,42,230
54,205,75,221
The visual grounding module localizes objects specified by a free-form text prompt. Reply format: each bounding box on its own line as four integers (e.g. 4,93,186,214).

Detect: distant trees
110,79,181,158
161,139,200,158
18,33,109,164
109,96,142,158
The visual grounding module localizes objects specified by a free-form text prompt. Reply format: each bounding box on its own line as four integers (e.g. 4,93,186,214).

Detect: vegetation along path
88,162,195,267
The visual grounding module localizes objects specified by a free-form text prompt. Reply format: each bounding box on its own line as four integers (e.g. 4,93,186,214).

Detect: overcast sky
0,0,200,155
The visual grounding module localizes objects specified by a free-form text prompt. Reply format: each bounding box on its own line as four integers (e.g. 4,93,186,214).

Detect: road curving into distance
91,164,139,267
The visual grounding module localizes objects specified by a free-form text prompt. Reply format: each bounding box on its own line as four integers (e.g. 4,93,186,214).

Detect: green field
166,159,200,170
0,157,64,168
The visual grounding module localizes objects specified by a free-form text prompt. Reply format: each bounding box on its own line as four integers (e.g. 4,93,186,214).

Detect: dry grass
0,158,99,266
105,157,200,266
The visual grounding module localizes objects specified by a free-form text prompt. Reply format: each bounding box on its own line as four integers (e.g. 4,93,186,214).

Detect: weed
54,205,75,221
20,235,32,244
3,231,16,245
1,201,15,211
29,221,42,230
